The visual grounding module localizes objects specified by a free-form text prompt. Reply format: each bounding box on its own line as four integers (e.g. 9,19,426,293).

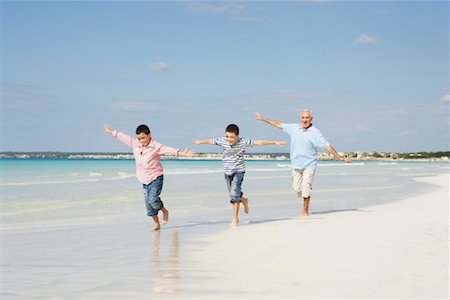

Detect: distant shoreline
0,151,449,162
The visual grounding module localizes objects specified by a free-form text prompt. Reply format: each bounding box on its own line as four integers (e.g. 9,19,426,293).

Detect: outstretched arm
255,112,283,129
103,123,133,148
254,140,287,147
194,139,213,145
325,145,352,163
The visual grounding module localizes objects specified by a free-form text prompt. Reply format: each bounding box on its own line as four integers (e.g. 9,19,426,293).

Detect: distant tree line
397,151,450,159
0,151,449,160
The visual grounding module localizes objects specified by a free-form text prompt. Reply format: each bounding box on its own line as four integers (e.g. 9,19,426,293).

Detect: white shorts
292,168,316,198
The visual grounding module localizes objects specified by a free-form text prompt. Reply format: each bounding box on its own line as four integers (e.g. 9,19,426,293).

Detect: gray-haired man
256,110,351,216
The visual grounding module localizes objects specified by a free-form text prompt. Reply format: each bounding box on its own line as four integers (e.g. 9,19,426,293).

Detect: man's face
137,132,151,147
226,131,239,145
300,111,313,128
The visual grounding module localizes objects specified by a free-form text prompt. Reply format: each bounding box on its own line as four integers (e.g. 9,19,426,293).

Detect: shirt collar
301,124,313,131
138,139,154,149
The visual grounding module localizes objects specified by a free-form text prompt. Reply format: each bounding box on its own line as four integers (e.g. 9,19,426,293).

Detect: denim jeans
142,175,164,217
224,172,245,203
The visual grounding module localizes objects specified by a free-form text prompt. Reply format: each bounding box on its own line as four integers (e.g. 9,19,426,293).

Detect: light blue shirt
282,123,330,169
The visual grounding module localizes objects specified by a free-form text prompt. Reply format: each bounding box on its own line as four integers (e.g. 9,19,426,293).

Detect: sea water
1,158,448,232
1,158,448,299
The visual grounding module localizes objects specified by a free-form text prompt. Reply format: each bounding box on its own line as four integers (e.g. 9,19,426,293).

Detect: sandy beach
187,174,449,299
1,161,448,299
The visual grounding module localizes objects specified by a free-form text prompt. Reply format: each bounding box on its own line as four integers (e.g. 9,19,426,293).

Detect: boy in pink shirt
104,124,193,231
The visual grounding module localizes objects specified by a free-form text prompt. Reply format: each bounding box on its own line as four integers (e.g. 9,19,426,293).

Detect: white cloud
1,83,49,99
0,84,54,108
180,2,247,14
298,0,330,2
396,130,416,137
239,90,336,102
355,124,376,133
0,90,29,98
149,62,170,72
440,94,450,102
110,101,191,114
376,10,391,15
353,34,380,45
111,101,159,112
179,1,263,22
231,15,264,22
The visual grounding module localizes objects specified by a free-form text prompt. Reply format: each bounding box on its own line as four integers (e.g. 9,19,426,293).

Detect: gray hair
301,109,313,116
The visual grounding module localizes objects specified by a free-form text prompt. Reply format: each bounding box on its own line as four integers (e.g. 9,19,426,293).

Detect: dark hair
136,124,150,135
226,124,239,135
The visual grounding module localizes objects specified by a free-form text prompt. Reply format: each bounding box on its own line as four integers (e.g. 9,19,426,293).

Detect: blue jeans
224,172,245,203
143,175,164,217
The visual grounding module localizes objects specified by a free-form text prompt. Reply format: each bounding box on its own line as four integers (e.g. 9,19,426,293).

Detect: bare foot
162,209,169,225
301,211,310,217
242,197,249,214
151,224,161,231
229,218,239,227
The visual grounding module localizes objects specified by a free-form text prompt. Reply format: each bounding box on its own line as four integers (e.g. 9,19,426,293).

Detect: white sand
188,174,449,298
2,174,448,299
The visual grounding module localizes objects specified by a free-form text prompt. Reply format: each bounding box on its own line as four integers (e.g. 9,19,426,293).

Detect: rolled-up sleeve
245,138,254,147
314,130,330,150
282,123,295,135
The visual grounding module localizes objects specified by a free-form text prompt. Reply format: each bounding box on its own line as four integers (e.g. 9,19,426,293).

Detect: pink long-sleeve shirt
113,131,179,184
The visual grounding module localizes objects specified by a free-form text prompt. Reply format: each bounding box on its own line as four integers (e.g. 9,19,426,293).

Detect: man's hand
255,112,265,121
254,112,282,129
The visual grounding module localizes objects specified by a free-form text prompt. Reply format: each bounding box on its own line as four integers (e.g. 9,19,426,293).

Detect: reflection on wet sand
151,229,181,294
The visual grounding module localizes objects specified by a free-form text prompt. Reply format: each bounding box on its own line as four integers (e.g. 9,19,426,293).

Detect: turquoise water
1,158,448,231
1,158,448,299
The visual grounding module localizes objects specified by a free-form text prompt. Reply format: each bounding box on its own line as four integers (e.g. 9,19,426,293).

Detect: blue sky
1,0,449,153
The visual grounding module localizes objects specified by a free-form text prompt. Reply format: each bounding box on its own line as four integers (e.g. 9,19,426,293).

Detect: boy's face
137,132,151,147
226,131,239,145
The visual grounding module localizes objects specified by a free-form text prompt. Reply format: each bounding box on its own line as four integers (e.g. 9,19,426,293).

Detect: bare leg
230,202,240,226
162,207,169,225
151,215,161,231
302,197,310,217
241,196,249,214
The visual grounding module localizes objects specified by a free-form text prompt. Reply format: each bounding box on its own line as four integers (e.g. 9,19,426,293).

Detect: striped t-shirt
212,137,254,175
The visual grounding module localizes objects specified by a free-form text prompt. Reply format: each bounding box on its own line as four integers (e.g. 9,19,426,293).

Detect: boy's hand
179,147,195,157
275,141,287,147
103,124,113,134
193,139,212,145
255,112,264,121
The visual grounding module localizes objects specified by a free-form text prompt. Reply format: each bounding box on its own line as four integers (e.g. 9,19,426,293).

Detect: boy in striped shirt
194,124,286,226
